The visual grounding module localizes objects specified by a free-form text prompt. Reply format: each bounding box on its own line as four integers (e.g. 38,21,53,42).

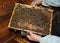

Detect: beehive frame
8,3,53,36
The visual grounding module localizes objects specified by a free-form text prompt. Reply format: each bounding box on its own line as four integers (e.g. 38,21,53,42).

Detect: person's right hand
26,32,41,42
31,0,42,7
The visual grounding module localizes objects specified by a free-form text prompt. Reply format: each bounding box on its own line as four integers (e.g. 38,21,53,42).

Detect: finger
27,35,31,40
29,31,33,35
31,1,36,7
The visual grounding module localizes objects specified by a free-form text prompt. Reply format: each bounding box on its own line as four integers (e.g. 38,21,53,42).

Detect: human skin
26,32,41,42
31,0,42,7
26,0,42,42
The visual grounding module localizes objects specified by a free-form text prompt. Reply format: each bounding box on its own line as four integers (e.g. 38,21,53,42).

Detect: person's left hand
26,32,41,42
31,0,42,7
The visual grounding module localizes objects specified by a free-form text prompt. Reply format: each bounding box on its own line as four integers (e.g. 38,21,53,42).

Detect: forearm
42,0,60,7
40,35,60,43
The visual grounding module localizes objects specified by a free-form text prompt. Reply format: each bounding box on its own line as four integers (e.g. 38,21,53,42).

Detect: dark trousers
51,8,60,37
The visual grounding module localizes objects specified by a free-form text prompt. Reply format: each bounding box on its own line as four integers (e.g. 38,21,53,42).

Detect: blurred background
0,0,60,43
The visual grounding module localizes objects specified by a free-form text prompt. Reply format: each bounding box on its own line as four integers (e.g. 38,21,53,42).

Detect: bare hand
31,0,42,7
26,32,41,42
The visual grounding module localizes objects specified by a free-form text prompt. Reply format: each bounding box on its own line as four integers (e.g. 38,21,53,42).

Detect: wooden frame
8,3,53,36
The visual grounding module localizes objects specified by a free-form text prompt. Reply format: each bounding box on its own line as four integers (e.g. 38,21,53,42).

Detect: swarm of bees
8,3,53,35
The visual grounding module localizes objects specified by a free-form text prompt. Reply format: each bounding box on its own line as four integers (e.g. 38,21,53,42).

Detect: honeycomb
8,3,53,35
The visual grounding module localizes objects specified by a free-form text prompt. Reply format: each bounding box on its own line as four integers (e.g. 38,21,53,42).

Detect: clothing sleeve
40,35,60,43
42,0,60,7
